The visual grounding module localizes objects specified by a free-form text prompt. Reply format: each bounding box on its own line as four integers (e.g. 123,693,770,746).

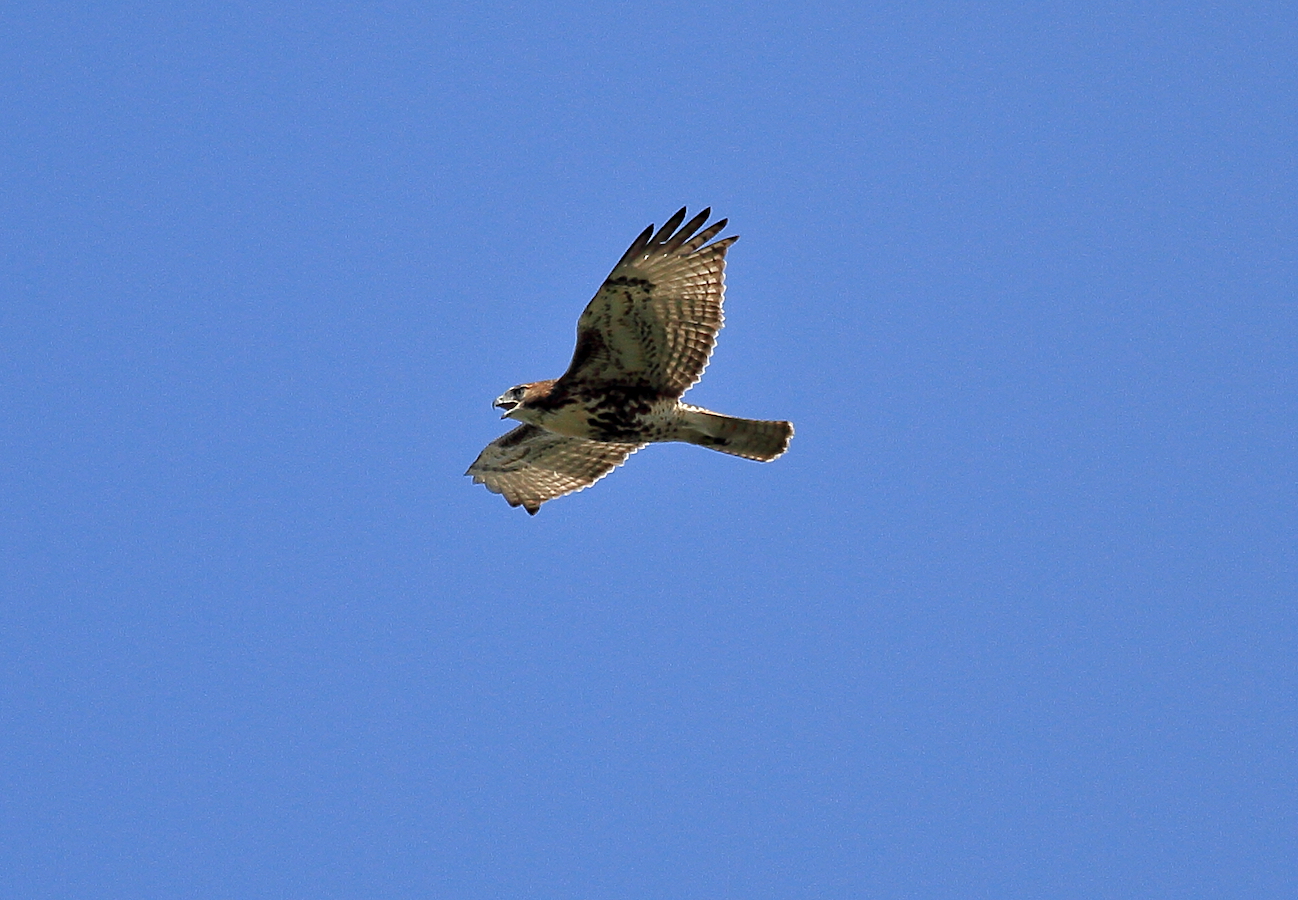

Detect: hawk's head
493,381,556,420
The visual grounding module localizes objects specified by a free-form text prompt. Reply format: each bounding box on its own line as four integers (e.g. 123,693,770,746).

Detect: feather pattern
561,207,736,396
466,424,644,515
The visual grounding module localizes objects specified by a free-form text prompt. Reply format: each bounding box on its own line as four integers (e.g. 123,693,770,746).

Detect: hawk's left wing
466,425,644,515
558,207,737,397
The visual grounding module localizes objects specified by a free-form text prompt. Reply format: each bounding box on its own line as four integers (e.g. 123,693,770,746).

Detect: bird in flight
467,207,793,514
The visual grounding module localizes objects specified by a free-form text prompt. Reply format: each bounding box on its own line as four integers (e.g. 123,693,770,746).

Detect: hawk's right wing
466,425,644,515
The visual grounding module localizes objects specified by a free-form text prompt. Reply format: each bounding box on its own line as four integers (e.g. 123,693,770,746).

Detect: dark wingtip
525,504,540,515
650,207,689,246
616,224,656,267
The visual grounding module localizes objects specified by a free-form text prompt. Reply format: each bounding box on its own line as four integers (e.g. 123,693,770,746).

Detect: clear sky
3,3,1295,898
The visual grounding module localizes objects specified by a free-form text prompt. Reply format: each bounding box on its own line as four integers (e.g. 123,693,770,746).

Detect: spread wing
466,425,645,515
558,207,737,397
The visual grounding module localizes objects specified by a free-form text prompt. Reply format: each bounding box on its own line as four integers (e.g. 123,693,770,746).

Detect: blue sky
2,3,1295,897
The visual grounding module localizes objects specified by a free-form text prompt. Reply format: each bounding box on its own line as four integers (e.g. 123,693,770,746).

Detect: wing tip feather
615,207,737,270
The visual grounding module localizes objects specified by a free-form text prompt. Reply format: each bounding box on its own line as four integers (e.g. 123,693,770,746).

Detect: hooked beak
493,397,519,419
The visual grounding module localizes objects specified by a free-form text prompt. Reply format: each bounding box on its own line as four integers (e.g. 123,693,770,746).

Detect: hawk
467,207,793,514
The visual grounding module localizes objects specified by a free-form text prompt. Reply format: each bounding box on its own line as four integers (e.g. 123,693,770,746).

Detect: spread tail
674,405,794,461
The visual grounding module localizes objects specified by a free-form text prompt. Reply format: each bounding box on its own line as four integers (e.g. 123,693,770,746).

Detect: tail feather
674,405,794,461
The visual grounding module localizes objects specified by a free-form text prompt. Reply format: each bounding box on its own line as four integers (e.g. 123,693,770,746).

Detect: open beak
493,397,518,419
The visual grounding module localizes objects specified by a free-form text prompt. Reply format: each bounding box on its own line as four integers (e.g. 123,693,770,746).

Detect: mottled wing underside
465,424,644,514
561,207,736,397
